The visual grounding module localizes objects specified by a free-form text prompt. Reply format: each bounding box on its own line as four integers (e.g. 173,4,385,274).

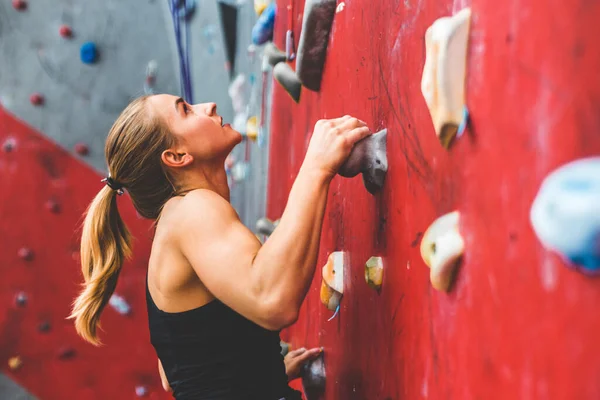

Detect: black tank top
146,282,301,399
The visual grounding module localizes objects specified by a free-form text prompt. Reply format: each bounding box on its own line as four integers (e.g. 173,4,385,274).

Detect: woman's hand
302,116,372,179
284,347,323,381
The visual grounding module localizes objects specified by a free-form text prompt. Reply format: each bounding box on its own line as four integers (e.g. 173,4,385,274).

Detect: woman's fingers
344,126,372,146
287,347,307,358
296,347,323,363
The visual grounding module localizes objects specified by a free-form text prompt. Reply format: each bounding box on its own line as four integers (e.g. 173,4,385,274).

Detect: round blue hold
80,42,98,64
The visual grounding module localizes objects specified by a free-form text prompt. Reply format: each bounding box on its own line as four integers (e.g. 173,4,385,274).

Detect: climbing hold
135,385,148,397
245,116,259,141
254,0,269,16
280,341,291,357
58,347,77,360
421,7,472,149
251,1,276,45
364,256,384,291
30,93,44,106
302,352,326,399
2,137,16,152
12,0,26,11
338,129,388,194
420,211,464,292
80,42,99,64
38,321,51,333
18,247,34,261
273,62,301,103
45,199,60,214
335,2,345,13
296,0,337,92
320,252,344,311
8,356,23,371
145,60,158,87
263,42,287,67
530,157,600,274
231,161,250,182
256,217,280,236
59,25,73,38
74,142,90,156
109,293,132,315
15,292,27,307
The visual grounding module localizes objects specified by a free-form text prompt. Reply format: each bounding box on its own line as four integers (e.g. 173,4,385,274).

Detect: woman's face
149,94,242,162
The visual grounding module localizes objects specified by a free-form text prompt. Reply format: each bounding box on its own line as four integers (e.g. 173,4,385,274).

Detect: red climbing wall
268,0,600,399
0,106,169,400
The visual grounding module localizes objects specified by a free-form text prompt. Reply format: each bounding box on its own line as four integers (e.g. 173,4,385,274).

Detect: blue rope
327,305,340,321
170,0,194,103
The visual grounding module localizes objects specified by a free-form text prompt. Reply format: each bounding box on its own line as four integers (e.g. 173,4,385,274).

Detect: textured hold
80,42,99,64
273,62,301,103
38,321,51,333
58,347,77,360
421,8,472,149
109,294,132,315
15,292,27,307
30,93,44,106
2,137,16,152
59,25,73,38
245,116,259,141
12,0,27,11
264,42,287,67
8,356,23,371
74,142,89,156
254,0,269,15
45,199,61,214
296,0,337,91
18,247,34,261
255,217,279,236
364,256,384,290
280,341,291,357
530,157,600,274
320,252,344,311
135,385,148,397
338,129,388,194
302,352,326,399
420,211,464,291
251,1,276,45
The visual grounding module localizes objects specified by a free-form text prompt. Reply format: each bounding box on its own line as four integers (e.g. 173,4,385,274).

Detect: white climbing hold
420,211,464,291
421,7,471,149
336,2,345,13
109,293,131,315
320,252,345,311
530,157,600,274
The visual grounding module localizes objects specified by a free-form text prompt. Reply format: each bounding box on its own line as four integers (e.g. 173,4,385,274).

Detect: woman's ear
161,149,193,169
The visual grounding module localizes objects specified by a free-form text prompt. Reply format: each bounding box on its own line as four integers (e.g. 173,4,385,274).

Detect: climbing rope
169,0,194,103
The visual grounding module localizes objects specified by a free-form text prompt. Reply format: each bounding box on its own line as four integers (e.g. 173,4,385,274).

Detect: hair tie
101,176,124,195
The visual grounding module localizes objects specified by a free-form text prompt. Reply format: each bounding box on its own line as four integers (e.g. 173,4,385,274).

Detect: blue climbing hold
251,2,276,45
80,42,98,64
530,157,600,274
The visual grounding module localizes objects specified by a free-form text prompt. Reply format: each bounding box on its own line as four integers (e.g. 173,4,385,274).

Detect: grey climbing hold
280,341,290,357
263,42,287,67
302,352,326,399
338,129,388,194
273,62,301,103
256,218,279,236
296,0,337,92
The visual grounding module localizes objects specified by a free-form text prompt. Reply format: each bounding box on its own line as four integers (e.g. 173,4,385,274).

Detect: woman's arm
178,116,371,330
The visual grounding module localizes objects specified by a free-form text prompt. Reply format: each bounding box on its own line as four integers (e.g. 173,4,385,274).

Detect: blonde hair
69,96,176,345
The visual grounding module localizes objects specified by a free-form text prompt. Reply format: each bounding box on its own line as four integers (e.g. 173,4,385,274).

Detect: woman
69,94,371,399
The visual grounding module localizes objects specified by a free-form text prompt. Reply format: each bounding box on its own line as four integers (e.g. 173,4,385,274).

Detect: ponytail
69,185,132,345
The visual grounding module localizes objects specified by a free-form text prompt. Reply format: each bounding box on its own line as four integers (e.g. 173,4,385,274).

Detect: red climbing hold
57,347,77,360
59,25,73,38
45,199,60,214
74,142,89,156
30,93,44,106
18,247,34,261
12,0,27,11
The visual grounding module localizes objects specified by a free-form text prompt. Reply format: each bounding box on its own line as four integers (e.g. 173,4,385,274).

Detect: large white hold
530,157,600,274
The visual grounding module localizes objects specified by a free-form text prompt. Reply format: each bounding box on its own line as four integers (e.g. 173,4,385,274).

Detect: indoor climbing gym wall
265,0,600,399
0,0,252,399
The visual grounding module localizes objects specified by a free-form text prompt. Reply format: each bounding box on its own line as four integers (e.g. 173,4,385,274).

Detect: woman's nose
203,103,217,116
